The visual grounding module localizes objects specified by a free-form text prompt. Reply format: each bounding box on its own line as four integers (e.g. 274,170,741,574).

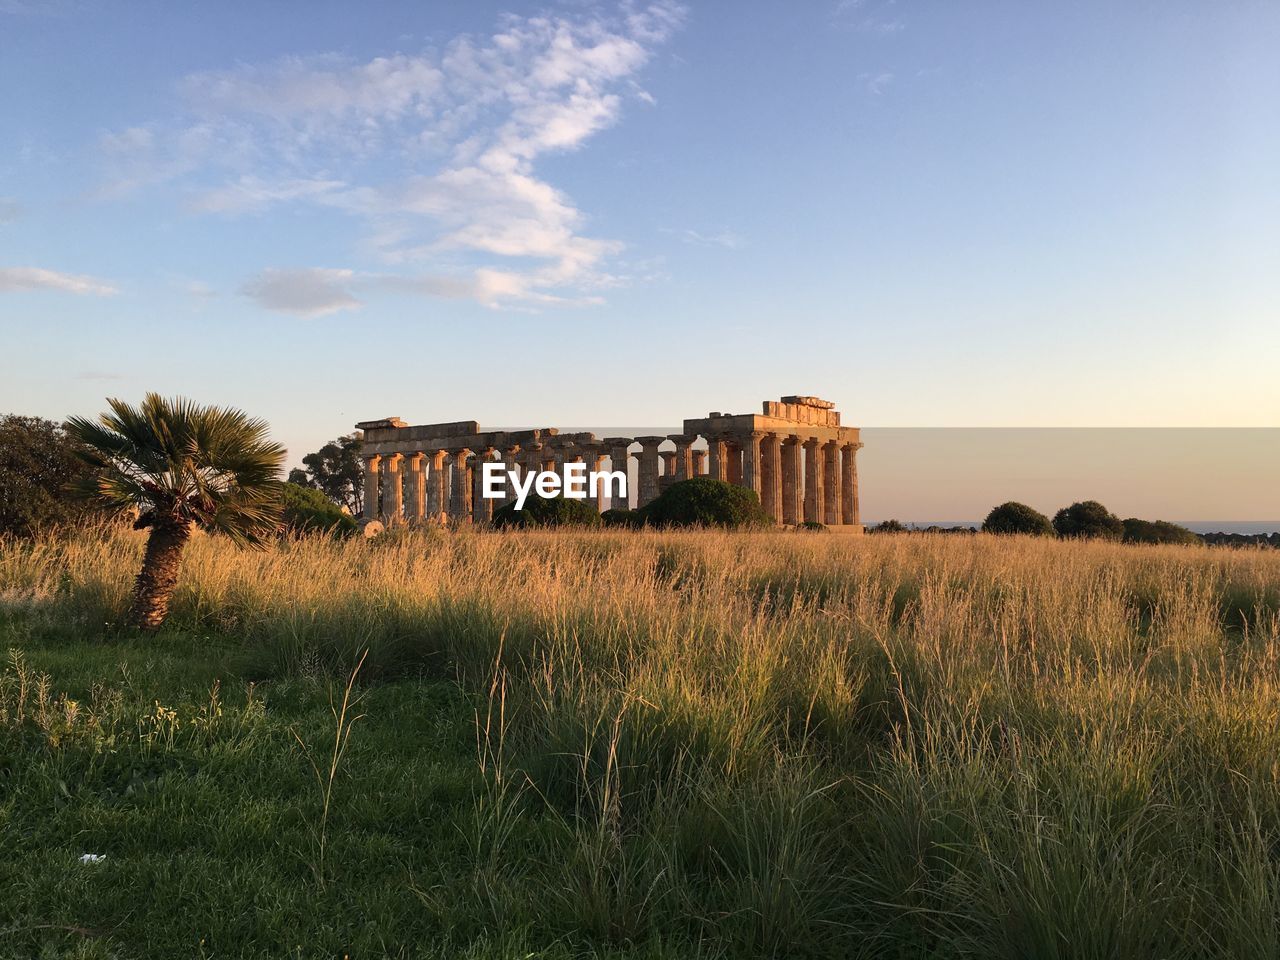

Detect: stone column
472,448,494,525
568,446,589,502
576,442,593,488
760,433,782,522
669,435,693,481
362,455,381,521
691,449,707,477
708,437,727,481
428,450,448,522
841,442,862,526
406,453,426,523
823,440,840,524
802,439,820,524
501,446,521,506
585,451,608,512
660,450,676,481
740,432,762,498
380,454,404,525
606,439,632,510
449,448,471,521
635,436,665,506
782,437,801,524
542,444,558,476
727,443,743,485
524,444,543,480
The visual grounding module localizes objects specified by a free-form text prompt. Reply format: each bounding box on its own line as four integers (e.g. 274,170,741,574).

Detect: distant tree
0,415,94,536
294,434,363,515
1201,531,1280,549
601,508,641,529
281,482,357,537
637,478,770,529
870,519,907,534
1122,518,1201,546
66,394,286,631
493,494,602,529
1052,500,1124,540
982,501,1055,537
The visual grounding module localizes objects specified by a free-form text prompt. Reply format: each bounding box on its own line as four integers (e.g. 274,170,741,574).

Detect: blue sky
2,0,1277,465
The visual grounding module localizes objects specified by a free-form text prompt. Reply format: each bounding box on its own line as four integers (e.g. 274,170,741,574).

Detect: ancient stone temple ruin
356,395,863,530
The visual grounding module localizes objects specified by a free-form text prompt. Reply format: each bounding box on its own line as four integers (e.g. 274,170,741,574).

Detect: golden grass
5,524,1280,955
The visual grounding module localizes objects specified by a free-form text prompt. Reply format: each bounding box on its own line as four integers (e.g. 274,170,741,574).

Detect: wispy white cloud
187,176,346,215
184,53,445,124
663,227,743,249
0,266,117,296
240,268,360,318
833,0,905,35
102,2,685,309
860,71,895,95
239,262,602,318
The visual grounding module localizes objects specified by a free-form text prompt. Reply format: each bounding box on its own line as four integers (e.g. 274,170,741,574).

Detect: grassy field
2,525,1280,958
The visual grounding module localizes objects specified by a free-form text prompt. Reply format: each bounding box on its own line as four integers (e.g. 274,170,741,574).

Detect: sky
2,0,1278,478
856,428,1279,525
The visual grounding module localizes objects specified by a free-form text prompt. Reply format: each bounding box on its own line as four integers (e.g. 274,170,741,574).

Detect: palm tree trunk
129,520,192,631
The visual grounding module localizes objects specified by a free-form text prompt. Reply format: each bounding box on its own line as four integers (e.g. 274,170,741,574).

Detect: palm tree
66,393,286,631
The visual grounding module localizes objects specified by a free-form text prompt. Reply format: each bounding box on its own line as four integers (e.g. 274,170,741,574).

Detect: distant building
356,395,862,530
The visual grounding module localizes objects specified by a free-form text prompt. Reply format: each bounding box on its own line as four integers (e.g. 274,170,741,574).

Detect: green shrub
492,494,603,529
1123,518,1201,546
601,508,642,529
800,520,827,531
637,477,770,529
870,519,906,534
983,501,1055,536
1053,500,1124,540
0,415,95,537
280,482,356,537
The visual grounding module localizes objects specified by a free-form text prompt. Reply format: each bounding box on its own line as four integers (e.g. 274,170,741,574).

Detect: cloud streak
860,71,894,95
239,268,360,318
0,266,118,296
664,227,743,249
239,262,600,317
832,0,905,35
103,3,685,309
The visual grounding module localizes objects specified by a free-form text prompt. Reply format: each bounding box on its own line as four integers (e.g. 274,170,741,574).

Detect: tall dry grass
4,523,1280,956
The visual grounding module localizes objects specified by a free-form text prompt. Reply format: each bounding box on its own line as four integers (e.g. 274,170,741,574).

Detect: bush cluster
1122,517,1201,545
982,501,1055,537
979,499,1203,546
492,494,603,529
497,479,770,530
1053,500,1125,540
280,482,357,537
0,415,94,537
636,477,771,529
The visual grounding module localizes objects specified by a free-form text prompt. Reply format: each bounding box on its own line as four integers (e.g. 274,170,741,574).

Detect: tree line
872,499,1232,546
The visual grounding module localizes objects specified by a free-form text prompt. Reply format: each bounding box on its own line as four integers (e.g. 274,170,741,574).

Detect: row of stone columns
364,443,634,525
363,435,861,527
709,433,862,526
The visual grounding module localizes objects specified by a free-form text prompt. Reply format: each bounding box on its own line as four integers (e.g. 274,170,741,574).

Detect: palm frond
67,393,287,545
